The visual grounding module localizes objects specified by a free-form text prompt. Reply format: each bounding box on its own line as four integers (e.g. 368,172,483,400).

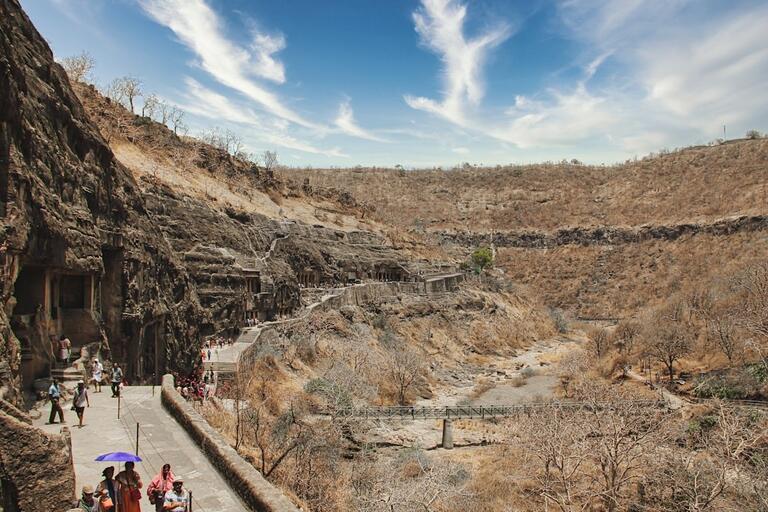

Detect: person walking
59,335,72,365
162,477,189,512
95,466,117,511
91,358,104,392
111,363,123,398
147,464,174,512
115,461,143,512
78,485,96,511
47,378,65,424
73,380,90,428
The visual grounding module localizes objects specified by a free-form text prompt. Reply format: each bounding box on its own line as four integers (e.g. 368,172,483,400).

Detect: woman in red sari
115,461,143,512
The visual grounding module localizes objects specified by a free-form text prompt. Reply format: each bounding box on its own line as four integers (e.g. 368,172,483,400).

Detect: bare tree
517,407,591,511
352,450,473,512
141,93,160,118
107,76,142,113
734,262,768,341
705,309,743,364
386,347,423,405
641,303,693,381
263,150,278,179
60,51,95,83
200,127,244,157
588,327,610,357
169,106,186,134
557,349,589,398
612,320,640,354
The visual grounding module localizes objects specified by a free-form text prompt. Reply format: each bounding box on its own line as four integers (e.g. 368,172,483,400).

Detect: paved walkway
33,386,248,512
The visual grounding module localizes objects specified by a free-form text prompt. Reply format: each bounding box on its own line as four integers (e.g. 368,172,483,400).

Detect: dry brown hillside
279,142,768,318
280,140,768,232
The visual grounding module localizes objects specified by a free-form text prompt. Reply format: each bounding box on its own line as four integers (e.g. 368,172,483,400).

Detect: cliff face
0,0,205,401
438,215,768,248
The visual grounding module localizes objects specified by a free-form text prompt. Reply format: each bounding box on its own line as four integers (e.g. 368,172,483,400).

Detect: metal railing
326,400,667,421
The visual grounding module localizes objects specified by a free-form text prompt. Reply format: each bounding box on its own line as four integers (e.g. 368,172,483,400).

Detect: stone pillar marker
442,418,454,449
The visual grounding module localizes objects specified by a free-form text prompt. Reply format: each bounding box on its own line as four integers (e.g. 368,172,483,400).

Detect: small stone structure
160,375,299,512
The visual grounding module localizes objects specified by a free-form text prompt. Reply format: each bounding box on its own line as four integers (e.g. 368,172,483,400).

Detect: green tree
470,247,493,274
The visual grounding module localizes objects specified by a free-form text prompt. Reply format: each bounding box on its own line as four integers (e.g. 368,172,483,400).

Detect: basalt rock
0,0,205,402
437,215,768,249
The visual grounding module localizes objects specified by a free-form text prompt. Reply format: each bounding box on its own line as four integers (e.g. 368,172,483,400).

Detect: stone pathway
33,386,248,512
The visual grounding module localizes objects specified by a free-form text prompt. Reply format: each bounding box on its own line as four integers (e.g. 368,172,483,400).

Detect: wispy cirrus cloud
407,0,768,156
138,0,316,129
176,78,346,158
404,0,512,124
334,99,388,142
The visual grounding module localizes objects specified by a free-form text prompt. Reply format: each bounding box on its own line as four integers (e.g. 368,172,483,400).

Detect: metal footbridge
327,399,668,421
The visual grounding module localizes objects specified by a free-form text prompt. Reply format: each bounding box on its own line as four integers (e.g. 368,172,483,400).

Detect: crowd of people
75,463,191,512
172,368,216,404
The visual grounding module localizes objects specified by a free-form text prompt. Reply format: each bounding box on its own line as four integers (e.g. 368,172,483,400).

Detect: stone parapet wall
160,375,299,512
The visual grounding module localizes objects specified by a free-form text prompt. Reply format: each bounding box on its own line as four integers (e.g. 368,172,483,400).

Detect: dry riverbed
366,335,582,448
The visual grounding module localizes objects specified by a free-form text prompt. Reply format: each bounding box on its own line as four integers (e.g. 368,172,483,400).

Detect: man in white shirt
163,477,189,512
91,358,104,392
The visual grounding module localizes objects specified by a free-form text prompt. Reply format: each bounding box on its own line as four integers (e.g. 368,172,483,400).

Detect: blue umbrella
94,452,142,462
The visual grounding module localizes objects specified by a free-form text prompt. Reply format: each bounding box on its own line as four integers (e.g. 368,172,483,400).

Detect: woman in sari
95,466,117,512
115,461,143,512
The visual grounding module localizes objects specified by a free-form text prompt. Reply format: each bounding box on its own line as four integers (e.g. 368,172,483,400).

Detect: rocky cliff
437,215,768,248
0,0,205,402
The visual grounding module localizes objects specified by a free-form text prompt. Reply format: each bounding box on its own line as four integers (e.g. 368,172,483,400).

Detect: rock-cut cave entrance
11,265,101,387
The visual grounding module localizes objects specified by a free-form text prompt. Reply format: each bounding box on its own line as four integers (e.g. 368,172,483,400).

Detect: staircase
50,363,85,386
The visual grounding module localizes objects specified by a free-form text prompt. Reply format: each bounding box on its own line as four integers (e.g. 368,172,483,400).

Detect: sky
22,0,768,168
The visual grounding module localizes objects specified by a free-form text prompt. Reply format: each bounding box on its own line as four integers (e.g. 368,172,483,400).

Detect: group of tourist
245,316,259,327
47,361,125,428
173,370,215,403
75,463,190,512
90,358,124,396
200,335,233,362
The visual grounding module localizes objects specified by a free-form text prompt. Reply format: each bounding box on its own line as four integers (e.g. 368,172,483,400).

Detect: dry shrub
469,378,494,399
510,375,527,388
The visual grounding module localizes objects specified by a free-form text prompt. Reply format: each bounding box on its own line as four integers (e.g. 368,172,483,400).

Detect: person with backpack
73,380,90,428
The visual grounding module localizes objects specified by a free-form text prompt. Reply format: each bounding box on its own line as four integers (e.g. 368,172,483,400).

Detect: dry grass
278,139,768,233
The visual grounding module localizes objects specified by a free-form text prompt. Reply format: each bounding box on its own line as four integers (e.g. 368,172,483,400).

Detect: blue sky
22,0,768,167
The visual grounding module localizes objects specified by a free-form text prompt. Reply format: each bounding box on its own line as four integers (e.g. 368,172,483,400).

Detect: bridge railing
326,400,667,420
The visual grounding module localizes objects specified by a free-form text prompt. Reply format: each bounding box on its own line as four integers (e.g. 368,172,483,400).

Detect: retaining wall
160,375,299,512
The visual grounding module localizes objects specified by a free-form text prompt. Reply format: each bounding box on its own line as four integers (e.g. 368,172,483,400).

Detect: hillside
279,142,768,317
280,140,768,232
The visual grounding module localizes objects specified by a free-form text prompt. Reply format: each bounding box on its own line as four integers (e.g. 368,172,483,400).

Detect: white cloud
407,0,768,156
556,0,768,139
250,32,286,84
175,79,345,157
139,0,317,129
334,99,388,142
496,84,618,148
404,0,511,124
638,6,768,128
451,147,469,154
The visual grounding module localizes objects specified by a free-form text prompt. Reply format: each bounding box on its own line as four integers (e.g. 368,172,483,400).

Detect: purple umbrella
94,452,142,462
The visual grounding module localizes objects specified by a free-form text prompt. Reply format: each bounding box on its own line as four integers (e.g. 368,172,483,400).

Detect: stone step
51,367,85,382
